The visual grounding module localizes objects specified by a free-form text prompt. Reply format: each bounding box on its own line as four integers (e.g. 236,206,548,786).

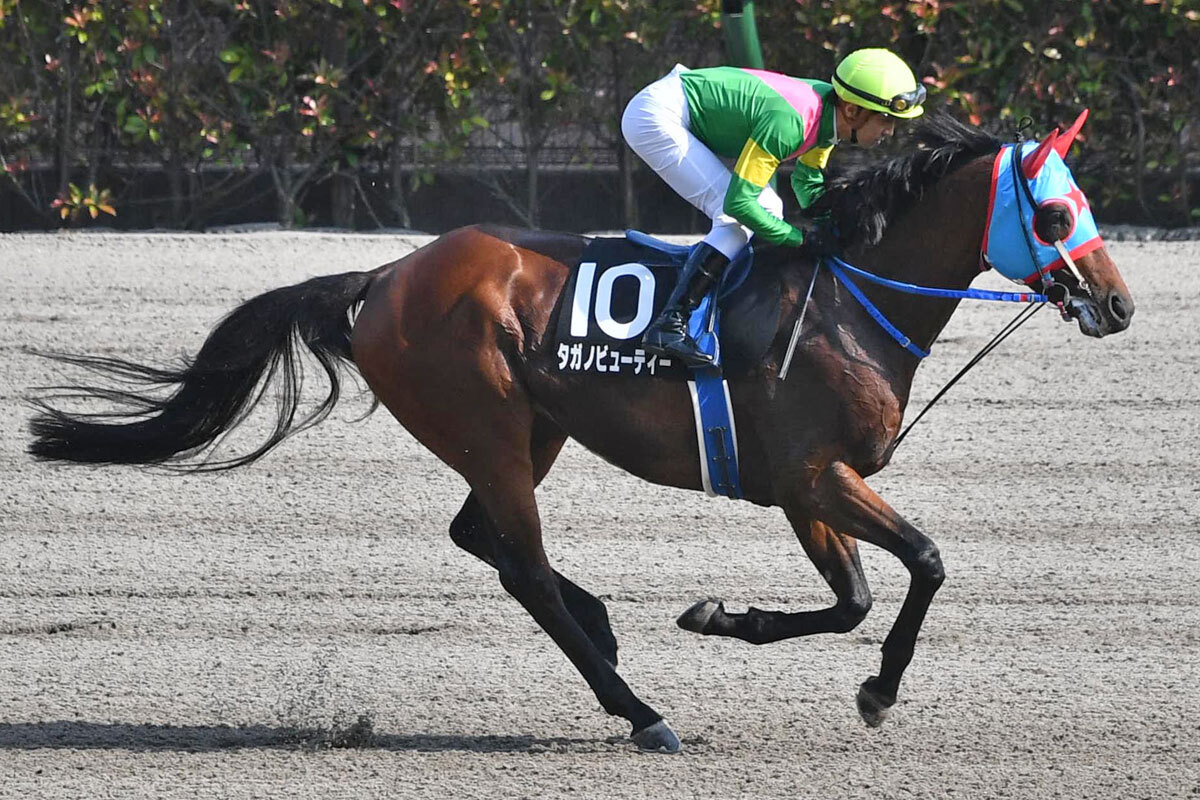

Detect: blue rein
823,255,1048,359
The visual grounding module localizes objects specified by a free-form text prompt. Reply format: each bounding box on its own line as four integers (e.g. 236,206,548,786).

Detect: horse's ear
1022,129,1059,179
1053,109,1089,158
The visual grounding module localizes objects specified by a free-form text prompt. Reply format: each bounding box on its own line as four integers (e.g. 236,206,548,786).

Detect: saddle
552,231,781,379
552,231,783,500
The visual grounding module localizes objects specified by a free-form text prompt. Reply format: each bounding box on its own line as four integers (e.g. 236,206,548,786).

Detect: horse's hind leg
366,364,670,746
449,418,619,665
451,499,619,666
351,256,672,750
465,422,676,750
678,515,873,642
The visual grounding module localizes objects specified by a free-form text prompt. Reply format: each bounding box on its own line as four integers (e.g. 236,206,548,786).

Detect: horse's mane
812,111,1004,248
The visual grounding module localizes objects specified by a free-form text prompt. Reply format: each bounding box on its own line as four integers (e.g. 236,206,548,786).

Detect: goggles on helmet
833,73,927,115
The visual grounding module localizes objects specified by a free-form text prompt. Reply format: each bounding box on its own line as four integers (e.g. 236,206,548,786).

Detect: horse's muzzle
1067,287,1134,338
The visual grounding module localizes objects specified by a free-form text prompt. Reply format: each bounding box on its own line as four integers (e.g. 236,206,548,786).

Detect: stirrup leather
642,243,730,366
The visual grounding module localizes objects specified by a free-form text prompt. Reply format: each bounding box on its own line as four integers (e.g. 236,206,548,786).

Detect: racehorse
28,112,1133,753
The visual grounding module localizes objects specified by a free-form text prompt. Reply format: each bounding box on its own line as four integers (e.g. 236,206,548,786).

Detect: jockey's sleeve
723,113,807,247
791,144,832,211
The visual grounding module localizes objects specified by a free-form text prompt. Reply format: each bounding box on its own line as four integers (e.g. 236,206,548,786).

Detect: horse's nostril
1109,293,1129,321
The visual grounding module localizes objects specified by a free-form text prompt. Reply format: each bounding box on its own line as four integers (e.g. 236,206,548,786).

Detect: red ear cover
1053,109,1089,158
1023,129,1059,179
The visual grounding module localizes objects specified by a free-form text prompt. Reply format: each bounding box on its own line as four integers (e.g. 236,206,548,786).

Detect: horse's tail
28,270,377,471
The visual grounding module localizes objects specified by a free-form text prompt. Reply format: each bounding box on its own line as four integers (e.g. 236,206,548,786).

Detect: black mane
813,111,1004,248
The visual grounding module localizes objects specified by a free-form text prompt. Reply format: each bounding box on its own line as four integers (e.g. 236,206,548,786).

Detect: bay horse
28,113,1134,752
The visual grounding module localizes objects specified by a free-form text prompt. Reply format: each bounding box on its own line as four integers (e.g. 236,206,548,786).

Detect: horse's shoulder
782,297,905,471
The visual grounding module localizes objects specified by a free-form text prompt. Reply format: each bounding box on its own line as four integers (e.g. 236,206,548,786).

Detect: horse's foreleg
811,461,945,727
677,515,873,642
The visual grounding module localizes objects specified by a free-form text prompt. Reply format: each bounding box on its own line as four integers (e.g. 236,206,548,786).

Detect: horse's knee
832,592,873,633
911,542,945,588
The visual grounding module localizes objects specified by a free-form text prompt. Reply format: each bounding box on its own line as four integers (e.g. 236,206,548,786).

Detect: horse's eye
1034,201,1075,244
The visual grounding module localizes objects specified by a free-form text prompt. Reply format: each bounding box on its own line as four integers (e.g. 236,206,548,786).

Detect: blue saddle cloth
624,230,753,368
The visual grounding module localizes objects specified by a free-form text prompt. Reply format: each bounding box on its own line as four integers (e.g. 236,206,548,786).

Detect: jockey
621,48,926,367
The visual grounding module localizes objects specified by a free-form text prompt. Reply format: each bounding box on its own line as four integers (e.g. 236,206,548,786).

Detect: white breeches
621,64,784,259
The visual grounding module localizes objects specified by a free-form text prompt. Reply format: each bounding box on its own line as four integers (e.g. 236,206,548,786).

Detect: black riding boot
642,242,731,367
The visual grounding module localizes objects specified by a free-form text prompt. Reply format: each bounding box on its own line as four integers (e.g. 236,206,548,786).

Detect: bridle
781,122,1097,453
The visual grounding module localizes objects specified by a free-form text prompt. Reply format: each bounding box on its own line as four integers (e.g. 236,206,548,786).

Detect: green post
721,0,765,69
722,1,771,192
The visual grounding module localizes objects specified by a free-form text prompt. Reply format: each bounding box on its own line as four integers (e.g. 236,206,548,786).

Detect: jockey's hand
797,215,839,258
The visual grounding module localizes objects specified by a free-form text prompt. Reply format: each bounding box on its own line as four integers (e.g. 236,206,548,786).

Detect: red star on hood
1063,184,1091,216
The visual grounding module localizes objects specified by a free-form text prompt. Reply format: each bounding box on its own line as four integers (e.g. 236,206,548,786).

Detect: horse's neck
845,158,993,362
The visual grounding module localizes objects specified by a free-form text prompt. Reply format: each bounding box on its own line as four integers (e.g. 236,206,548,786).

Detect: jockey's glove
797,215,840,258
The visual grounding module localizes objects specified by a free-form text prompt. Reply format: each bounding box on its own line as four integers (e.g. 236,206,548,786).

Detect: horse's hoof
677,598,722,634
856,682,892,728
631,720,682,753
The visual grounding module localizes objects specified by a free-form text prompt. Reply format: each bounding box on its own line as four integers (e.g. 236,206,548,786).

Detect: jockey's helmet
832,49,926,119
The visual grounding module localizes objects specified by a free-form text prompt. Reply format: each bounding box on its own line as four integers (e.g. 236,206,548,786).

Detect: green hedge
1,0,1196,229
752,0,1199,226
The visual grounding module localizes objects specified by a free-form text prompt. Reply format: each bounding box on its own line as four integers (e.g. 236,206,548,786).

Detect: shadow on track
0,721,614,753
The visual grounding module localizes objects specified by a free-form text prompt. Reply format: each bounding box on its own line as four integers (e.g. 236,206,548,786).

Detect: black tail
28,270,376,471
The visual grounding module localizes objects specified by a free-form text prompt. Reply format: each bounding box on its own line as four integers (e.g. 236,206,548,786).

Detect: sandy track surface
1,232,1197,799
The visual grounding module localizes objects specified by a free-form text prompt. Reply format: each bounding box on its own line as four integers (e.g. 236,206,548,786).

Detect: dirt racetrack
1,231,1197,799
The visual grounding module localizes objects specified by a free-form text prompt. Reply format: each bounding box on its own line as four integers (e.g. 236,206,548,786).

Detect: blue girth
624,230,747,500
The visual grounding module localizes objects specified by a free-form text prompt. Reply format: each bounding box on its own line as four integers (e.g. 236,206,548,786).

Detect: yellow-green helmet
832,48,926,119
